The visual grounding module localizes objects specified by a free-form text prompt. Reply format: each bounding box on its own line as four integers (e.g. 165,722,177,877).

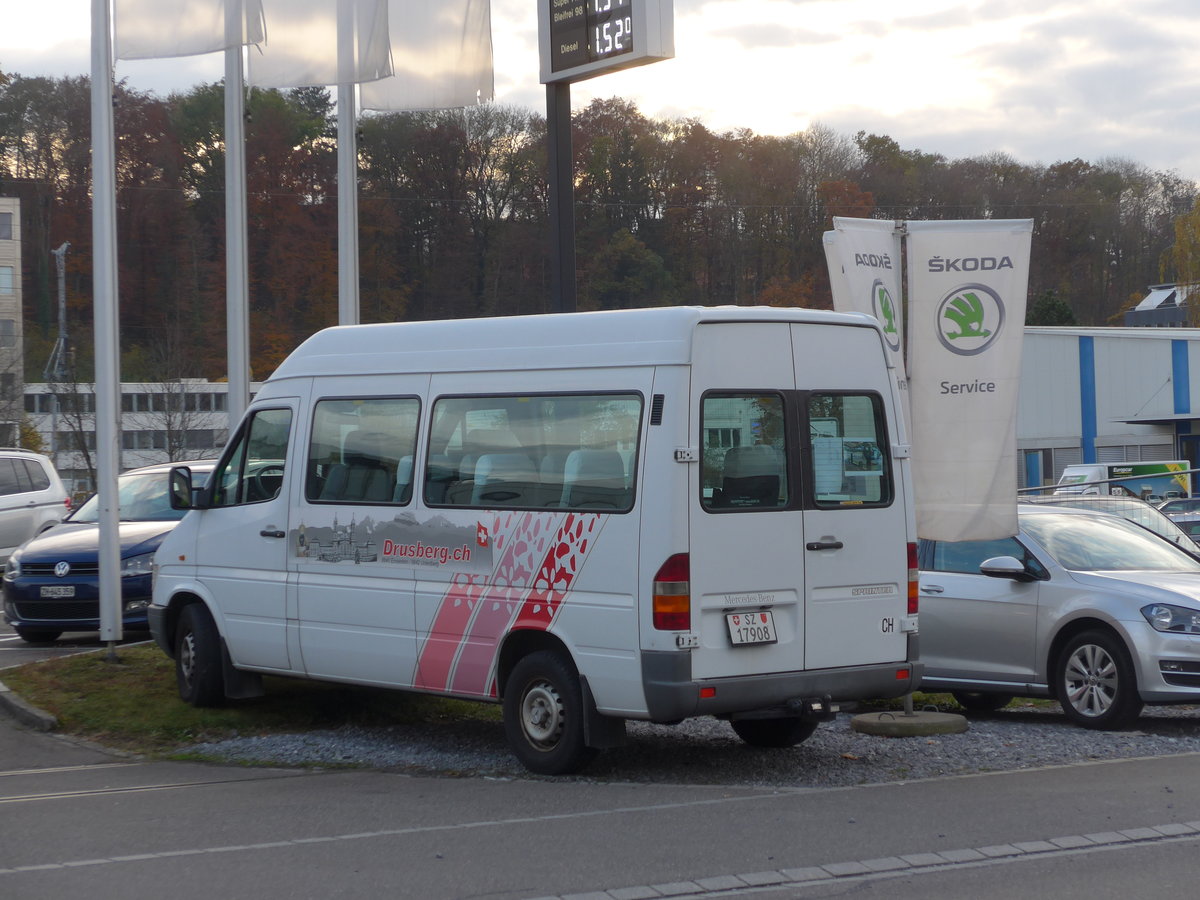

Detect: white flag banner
825,217,905,375
114,0,266,59
360,0,494,111
822,231,852,314
248,0,393,88
906,219,1034,541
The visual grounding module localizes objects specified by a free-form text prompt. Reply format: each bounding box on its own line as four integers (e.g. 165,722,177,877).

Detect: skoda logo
936,283,1005,356
54,561,71,578
871,279,901,353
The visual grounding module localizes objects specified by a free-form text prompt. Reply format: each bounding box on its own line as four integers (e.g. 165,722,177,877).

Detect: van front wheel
175,604,225,707
731,717,819,748
503,651,597,775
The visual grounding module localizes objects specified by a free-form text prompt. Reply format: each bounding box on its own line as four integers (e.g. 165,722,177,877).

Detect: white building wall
1017,331,1080,448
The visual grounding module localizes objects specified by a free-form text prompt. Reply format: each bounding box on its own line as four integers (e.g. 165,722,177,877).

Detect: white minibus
150,306,921,774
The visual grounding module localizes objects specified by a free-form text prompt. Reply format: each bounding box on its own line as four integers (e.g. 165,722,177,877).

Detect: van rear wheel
503,650,597,775
731,717,819,748
175,604,225,707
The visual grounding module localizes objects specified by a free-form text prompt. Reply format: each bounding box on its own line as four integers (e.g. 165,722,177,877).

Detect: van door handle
260,529,286,539
921,584,945,594
805,540,844,551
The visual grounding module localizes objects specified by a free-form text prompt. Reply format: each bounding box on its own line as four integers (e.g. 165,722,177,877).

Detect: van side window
306,397,420,505
701,394,788,511
210,408,293,507
808,393,893,507
425,393,641,511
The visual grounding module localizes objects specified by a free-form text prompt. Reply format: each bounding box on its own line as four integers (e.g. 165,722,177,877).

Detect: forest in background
2,71,1198,383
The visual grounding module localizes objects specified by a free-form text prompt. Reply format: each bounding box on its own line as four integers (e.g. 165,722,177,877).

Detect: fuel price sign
539,0,674,84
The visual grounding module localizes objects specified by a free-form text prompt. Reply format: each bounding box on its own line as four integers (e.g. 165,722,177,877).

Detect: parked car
1021,492,1197,552
1170,512,1200,546
0,448,71,563
919,505,1200,729
2,460,215,643
1158,497,1200,517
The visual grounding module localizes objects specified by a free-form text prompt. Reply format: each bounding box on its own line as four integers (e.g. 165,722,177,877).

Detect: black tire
952,691,1015,713
14,627,62,644
503,650,597,775
174,604,225,707
730,717,819,748
1055,629,1141,730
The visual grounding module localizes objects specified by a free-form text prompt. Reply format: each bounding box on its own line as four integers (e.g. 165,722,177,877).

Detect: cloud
716,25,839,49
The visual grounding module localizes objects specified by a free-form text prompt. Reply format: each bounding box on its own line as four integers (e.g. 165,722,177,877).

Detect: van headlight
4,555,20,582
121,552,156,578
1142,603,1200,634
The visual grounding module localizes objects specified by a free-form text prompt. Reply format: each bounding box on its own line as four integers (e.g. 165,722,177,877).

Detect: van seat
471,453,538,507
560,449,628,510
538,449,571,506
393,455,414,504
319,430,393,503
718,445,782,507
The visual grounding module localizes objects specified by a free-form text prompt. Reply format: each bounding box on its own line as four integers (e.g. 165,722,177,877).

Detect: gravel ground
185,701,1200,786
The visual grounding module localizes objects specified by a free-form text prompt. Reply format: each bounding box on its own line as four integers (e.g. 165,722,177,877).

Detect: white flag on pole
824,217,905,375
360,0,494,111
114,0,266,59
906,219,1033,541
247,0,393,88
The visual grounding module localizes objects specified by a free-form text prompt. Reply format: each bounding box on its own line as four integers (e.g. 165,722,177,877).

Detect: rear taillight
907,541,919,616
653,553,690,631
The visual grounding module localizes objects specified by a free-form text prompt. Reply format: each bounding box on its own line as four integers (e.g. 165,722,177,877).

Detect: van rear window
424,394,641,511
809,393,893,507
701,394,789,511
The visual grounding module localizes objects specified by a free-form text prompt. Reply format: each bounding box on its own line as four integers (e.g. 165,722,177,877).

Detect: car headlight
1142,603,1200,634
121,552,156,578
4,555,20,582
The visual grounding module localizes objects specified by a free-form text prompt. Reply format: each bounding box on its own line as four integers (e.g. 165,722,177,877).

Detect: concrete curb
0,678,58,731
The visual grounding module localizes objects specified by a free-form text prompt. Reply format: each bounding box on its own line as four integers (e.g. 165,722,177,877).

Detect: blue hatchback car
3,460,214,643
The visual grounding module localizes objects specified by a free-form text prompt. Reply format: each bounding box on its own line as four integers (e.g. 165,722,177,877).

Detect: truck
1054,461,1192,500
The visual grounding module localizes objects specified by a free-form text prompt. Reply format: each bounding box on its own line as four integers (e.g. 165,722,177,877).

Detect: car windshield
71,471,183,523
1021,511,1200,573
1024,495,1195,548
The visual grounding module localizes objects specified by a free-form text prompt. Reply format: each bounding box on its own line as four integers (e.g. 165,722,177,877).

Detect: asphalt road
5,621,1200,899
0,620,148,670
2,702,1199,900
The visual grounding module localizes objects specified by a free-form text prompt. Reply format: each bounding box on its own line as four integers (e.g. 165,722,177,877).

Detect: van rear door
687,321,911,680
793,323,911,669
688,323,809,679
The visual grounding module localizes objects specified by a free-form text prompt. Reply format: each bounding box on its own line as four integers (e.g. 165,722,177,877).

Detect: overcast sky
4,0,1200,180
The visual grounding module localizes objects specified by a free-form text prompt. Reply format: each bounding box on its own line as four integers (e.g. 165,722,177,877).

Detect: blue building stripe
1079,336,1096,464
1173,340,1191,437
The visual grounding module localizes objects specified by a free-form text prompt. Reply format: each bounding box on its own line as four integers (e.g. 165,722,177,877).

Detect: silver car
919,505,1200,729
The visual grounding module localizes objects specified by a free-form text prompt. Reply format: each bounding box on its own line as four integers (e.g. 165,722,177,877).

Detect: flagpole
225,35,250,422
337,0,360,326
337,82,360,326
91,0,123,654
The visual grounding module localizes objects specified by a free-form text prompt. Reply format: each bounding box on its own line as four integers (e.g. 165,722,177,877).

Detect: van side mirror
979,555,1035,582
169,466,206,511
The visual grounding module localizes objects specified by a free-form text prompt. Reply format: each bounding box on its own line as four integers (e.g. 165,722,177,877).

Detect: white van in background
149,307,920,774
1054,461,1192,501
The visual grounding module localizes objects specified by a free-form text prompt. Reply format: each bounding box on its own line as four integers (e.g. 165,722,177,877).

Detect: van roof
269,306,882,381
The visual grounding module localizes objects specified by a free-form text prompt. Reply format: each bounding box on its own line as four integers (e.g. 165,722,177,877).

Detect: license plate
726,610,777,645
40,585,76,598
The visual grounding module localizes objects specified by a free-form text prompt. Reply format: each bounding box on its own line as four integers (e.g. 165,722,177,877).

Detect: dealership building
1018,325,1200,488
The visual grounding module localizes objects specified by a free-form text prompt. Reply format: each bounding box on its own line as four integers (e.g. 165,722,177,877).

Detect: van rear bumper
640,649,923,722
